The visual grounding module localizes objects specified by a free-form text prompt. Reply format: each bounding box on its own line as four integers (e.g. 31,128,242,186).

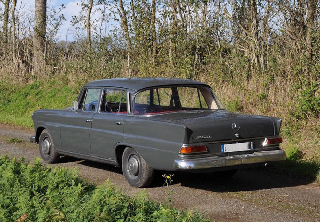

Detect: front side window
134,85,223,115
101,89,127,114
81,88,101,112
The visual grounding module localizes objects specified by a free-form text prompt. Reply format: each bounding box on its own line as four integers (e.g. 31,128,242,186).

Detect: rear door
60,88,101,155
90,88,127,160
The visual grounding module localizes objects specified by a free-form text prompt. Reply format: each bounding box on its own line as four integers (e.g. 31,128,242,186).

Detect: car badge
231,122,240,137
196,135,212,140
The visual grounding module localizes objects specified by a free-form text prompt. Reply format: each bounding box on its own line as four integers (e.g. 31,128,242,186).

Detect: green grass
264,144,320,183
0,155,210,222
0,79,81,128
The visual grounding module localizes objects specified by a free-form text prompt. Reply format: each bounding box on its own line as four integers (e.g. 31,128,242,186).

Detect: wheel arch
115,144,128,167
35,126,46,143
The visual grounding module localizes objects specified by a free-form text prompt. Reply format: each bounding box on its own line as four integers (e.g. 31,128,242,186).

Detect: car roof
84,78,209,91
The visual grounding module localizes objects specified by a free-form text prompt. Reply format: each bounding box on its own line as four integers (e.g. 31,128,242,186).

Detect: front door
60,88,101,155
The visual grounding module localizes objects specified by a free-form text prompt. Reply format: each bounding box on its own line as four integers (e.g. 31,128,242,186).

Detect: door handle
116,122,122,125
85,119,92,122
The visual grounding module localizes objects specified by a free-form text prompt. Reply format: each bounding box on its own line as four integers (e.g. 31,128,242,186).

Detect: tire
122,147,154,188
39,129,59,164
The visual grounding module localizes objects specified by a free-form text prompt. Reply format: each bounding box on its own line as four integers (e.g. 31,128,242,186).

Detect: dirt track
0,124,319,222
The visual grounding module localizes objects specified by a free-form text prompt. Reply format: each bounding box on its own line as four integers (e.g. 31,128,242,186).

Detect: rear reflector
263,137,283,146
180,145,207,154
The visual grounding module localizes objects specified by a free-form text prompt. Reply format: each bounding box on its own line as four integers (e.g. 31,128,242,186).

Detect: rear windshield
134,86,223,115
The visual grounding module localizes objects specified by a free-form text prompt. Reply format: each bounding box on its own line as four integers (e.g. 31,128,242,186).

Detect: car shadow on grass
176,160,319,192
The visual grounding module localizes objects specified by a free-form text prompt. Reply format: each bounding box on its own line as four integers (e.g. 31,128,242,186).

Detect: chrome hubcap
128,155,139,176
41,138,50,155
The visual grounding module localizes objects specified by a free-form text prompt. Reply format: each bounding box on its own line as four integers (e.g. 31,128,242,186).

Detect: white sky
13,0,116,41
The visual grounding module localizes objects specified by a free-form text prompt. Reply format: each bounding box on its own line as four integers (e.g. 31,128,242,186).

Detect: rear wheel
122,147,154,188
39,129,59,163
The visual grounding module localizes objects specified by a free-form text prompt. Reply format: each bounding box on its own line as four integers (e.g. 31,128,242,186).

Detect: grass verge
0,79,81,128
279,146,320,184
0,155,210,222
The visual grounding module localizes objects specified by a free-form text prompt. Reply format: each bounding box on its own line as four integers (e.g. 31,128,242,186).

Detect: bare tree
87,0,93,52
306,0,316,64
33,0,47,75
119,0,132,76
11,0,17,61
1,0,11,51
151,0,156,64
248,0,259,69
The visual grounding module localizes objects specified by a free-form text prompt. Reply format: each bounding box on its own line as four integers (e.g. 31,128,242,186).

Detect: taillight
180,145,208,154
263,137,282,146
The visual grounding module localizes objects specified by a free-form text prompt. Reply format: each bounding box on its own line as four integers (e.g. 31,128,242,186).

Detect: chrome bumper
29,136,36,143
174,150,286,170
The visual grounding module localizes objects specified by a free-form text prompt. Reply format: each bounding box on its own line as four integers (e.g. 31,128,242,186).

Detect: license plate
221,142,252,153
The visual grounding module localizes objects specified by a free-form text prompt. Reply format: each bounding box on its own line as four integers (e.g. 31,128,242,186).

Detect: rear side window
101,89,127,114
177,87,208,109
134,85,221,115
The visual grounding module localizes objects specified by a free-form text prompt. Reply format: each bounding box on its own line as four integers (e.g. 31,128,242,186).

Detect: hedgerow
0,155,210,222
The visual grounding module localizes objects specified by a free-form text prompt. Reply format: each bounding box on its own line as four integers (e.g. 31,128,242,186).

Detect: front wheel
39,129,59,164
122,148,154,188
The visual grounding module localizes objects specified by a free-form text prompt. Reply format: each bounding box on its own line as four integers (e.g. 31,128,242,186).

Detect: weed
8,138,23,143
162,174,174,204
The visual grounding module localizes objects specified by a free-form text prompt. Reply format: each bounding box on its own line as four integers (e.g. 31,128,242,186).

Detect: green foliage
292,81,320,119
286,145,305,161
225,97,244,112
0,155,210,222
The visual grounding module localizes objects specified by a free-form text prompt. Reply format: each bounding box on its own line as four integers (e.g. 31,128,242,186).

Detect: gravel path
0,125,319,222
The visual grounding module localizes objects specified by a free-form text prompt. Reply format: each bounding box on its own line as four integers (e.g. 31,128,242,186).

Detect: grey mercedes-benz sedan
30,78,286,187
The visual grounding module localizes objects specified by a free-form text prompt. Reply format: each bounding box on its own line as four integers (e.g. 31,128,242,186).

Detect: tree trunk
306,0,316,65
202,0,207,29
176,0,186,33
249,0,259,70
169,0,178,67
216,0,222,60
119,0,132,76
130,0,138,36
2,0,10,52
33,0,47,75
87,0,93,53
151,0,156,64
11,0,17,61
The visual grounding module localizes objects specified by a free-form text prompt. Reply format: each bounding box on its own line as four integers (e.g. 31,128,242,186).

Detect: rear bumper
29,136,36,143
173,150,286,170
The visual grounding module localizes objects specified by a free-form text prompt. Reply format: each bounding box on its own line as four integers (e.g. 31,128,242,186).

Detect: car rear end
169,111,286,172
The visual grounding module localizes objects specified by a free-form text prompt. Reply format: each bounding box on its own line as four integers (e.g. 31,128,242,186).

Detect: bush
0,155,210,222
292,81,320,119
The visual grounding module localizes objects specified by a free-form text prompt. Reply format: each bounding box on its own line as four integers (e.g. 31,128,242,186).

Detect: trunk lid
150,110,275,143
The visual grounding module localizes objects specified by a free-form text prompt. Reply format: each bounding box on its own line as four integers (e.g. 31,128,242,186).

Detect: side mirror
73,101,79,111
